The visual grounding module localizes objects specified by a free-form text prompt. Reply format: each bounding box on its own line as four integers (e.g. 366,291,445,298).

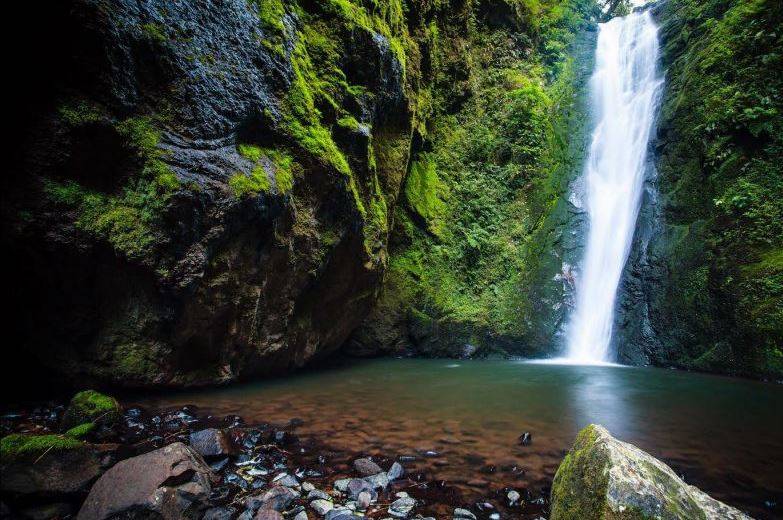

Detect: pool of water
139,359,783,518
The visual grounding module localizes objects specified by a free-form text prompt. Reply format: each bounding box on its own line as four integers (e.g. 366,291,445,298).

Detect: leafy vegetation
653,0,783,377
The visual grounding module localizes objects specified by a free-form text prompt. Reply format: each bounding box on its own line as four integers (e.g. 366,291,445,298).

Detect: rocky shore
1,391,758,519
1,391,550,520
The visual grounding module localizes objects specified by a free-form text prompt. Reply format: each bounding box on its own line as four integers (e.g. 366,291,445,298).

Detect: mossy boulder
60,390,122,430
0,433,101,496
550,424,751,520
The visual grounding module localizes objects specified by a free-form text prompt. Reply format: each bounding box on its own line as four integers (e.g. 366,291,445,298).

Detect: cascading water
565,10,663,364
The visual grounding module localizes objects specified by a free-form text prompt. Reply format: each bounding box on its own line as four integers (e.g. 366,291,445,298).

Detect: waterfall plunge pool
139,359,782,518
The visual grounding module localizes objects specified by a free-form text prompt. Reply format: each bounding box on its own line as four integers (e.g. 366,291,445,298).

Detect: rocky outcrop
77,442,213,520
550,424,752,520
612,0,783,378
5,0,425,388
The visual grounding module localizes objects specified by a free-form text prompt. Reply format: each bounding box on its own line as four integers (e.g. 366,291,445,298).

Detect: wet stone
387,462,405,481
204,506,237,520
353,457,383,476
518,432,532,446
307,490,331,502
388,496,416,518
454,508,477,520
311,499,334,516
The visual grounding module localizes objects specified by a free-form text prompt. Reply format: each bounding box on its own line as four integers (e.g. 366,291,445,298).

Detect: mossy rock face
550,425,752,520
60,390,122,430
0,433,85,463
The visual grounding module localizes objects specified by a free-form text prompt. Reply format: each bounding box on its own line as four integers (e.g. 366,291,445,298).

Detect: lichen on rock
550,424,752,520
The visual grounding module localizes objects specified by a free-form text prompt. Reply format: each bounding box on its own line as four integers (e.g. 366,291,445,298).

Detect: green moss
44,114,180,261
64,422,96,439
61,390,121,429
1,434,84,462
231,145,297,197
550,425,610,520
337,115,360,131
404,155,445,235
140,22,167,43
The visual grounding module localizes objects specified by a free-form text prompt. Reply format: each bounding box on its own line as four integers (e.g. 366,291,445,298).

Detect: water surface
140,359,782,518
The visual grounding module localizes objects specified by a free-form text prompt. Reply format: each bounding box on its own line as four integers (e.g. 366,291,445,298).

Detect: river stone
453,508,477,520
311,499,334,515
387,461,405,480
77,442,212,520
245,486,299,512
365,472,390,491
353,457,383,476
550,424,752,520
388,497,416,518
255,510,284,520
190,428,234,457
308,489,331,502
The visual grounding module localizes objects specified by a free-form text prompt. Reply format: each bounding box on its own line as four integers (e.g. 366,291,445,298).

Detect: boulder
77,442,213,520
550,424,752,520
61,390,122,430
0,435,104,496
189,428,235,458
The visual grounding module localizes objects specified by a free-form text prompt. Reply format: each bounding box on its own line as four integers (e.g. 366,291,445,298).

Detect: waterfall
565,11,663,364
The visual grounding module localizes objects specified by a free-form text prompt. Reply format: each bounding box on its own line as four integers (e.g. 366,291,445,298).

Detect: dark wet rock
293,511,308,520
225,472,251,490
245,486,298,513
19,502,74,520
307,490,331,502
387,461,405,480
204,506,237,520
78,442,212,520
518,432,532,446
272,473,300,488
550,425,751,520
388,496,416,518
190,428,235,458
507,490,521,505
274,431,298,446
1,443,103,496
210,457,230,472
352,457,382,477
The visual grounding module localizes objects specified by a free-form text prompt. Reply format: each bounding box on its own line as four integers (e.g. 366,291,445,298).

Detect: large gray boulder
550,424,752,520
78,442,213,520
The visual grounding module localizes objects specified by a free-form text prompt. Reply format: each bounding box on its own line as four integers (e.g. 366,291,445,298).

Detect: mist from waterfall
565,10,663,364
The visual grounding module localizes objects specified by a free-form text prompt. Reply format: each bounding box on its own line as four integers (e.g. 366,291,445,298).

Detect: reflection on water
139,359,783,518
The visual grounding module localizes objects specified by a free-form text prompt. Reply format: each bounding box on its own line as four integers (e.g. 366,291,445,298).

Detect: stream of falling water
566,10,663,363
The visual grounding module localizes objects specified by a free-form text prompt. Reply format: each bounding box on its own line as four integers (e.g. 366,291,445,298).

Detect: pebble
507,490,521,504
357,491,372,510
353,457,383,476
454,508,477,520
302,482,316,492
388,497,416,518
518,432,532,446
310,499,334,516
395,492,409,499
387,461,405,480
293,512,308,520
489,514,500,520
308,490,331,502
365,472,390,491
273,473,300,488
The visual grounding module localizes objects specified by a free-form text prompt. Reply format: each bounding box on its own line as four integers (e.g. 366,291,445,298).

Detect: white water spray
565,11,663,363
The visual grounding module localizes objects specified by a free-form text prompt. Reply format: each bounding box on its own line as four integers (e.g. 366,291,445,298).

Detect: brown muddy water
138,359,783,518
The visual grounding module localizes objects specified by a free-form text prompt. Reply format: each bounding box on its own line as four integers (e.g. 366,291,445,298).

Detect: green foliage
45,112,180,261
1,434,84,461
404,155,445,235
654,0,783,377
